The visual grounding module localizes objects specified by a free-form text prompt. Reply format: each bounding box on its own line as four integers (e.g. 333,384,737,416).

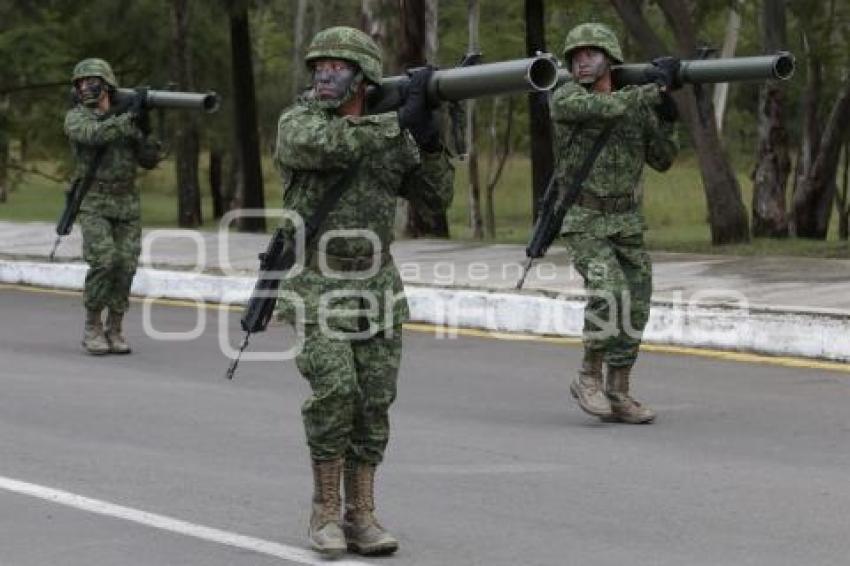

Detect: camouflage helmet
562,23,623,65
71,58,118,89
305,26,383,84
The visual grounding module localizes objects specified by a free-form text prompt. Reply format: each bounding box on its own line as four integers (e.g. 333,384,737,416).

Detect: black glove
655,90,678,122
136,137,162,169
398,66,441,152
644,56,682,91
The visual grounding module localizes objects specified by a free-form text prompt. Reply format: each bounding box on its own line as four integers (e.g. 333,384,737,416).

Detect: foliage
1,0,849,247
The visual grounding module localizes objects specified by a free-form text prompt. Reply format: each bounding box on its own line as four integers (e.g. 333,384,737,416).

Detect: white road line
0,475,371,566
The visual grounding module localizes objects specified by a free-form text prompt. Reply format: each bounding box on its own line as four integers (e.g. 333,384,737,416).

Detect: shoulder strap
71,144,108,206
81,146,108,184
301,159,362,245
556,121,615,210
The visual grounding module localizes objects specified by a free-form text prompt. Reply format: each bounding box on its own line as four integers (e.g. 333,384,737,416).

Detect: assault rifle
225,159,361,380
224,227,295,380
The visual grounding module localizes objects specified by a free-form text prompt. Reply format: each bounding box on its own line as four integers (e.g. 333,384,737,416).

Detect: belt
92,179,134,194
576,192,637,214
307,250,391,272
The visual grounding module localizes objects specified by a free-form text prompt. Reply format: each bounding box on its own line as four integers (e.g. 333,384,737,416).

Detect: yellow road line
3,283,848,373
0,283,241,311
399,325,850,374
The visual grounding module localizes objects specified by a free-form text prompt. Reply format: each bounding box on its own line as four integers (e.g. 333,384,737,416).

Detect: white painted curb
2,259,848,363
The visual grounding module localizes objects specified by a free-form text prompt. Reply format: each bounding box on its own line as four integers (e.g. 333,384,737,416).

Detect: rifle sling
75,145,108,203
301,159,362,247
555,121,615,211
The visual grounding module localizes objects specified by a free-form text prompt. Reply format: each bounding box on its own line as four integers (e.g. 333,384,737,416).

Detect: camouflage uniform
65,58,160,354
274,27,453,556
551,24,678,422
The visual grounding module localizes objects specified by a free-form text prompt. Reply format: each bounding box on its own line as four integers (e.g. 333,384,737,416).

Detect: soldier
274,27,453,555
65,58,160,355
551,24,680,423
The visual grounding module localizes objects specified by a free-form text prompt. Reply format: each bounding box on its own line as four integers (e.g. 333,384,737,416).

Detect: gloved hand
398,66,441,152
655,90,678,122
107,91,135,116
132,87,151,135
644,56,682,91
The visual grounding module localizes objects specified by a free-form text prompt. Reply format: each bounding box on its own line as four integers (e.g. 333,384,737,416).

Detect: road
1,285,849,566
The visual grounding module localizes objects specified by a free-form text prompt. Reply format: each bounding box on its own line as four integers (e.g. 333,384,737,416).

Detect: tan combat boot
343,461,399,556
308,458,346,557
606,365,656,424
82,309,110,355
105,310,131,354
570,349,612,418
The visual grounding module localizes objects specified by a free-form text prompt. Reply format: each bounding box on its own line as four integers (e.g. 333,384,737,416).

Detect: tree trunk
229,1,266,232
291,0,308,100
525,0,553,221
838,142,849,240
172,0,202,228
0,97,8,204
790,32,824,238
484,96,514,238
311,0,323,38
713,0,741,133
465,0,483,239
793,79,850,239
751,0,790,238
397,0,449,238
360,0,386,45
611,0,750,244
467,104,483,239
209,149,225,220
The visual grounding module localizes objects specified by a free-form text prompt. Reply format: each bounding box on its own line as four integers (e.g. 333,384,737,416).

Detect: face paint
313,60,357,101
570,47,609,86
77,77,105,107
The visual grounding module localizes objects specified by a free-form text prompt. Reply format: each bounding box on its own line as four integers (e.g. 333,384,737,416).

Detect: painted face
570,47,609,85
76,76,105,107
312,59,357,102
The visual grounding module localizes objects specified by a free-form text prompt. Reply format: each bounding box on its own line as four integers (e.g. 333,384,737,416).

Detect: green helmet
71,58,118,89
305,26,383,84
562,23,623,66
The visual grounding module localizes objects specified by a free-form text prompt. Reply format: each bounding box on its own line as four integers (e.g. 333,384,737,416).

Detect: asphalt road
1,285,849,566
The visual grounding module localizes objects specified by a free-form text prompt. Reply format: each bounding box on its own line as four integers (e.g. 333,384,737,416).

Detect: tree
483,96,515,238
611,0,750,245
524,0,553,221
397,0,450,238
792,78,850,238
466,0,484,239
789,0,850,239
713,0,742,133
751,0,791,237
228,0,265,232
171,0,203,228
837,142,849,240
291,0,308,100
0,95,8,203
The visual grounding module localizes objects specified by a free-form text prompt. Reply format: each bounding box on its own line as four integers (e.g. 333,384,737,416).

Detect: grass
2,154,848,258
0,158,285,228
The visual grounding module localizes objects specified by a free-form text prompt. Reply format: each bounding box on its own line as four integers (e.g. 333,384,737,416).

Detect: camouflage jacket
550,80,678,237
273,99,454,330
64,105,159,220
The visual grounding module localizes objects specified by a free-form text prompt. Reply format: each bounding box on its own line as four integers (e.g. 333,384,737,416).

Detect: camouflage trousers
79,211,141,313
564,231,652,368
295,324,402,464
